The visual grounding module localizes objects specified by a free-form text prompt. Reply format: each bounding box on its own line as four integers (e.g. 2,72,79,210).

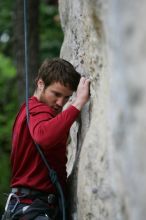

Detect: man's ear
37,79,45,90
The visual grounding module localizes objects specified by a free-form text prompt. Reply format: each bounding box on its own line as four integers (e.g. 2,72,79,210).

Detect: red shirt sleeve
29,104,80,149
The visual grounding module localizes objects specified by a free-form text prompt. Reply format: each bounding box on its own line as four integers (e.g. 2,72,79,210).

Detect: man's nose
56,97,65,107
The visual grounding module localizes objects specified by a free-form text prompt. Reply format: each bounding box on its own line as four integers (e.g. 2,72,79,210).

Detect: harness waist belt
11,187,57,204
11,187,45,196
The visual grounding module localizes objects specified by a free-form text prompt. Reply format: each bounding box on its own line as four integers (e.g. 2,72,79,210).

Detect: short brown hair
35,58,81,91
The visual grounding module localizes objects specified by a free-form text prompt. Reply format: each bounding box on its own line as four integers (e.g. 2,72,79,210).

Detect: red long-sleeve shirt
11,96,80,194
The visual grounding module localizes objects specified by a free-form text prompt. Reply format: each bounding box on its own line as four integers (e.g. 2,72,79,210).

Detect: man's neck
33,89,41,101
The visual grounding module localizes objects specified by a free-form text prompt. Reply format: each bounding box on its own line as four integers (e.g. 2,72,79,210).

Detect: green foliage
0,53,16,77
39,2,64,61
0,1,16,213
0,53,17,150
0,154,10,211
0,53,17,212
0,0,14,56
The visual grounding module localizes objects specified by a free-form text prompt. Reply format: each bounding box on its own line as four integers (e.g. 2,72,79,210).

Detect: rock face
59,0,146,219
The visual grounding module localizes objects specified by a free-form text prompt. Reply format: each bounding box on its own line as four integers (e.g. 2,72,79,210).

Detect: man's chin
53,108,62,114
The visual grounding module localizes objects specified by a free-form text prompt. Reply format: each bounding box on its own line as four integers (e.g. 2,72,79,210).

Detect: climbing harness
4,193,20,213
23,0,66,219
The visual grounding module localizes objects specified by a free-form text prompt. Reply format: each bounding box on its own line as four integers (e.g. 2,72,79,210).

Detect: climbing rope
23,0,66,219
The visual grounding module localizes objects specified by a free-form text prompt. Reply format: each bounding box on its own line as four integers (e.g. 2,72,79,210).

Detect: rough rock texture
59,0,146,219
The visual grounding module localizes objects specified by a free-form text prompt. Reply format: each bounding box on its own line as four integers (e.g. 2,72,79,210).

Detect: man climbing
2,58,90,220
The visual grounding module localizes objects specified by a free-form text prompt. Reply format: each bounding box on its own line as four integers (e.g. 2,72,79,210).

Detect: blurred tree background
0,0,63,214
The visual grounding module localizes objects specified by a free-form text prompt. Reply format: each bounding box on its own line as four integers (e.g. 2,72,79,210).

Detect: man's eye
54,92,60,97
65,96,71,100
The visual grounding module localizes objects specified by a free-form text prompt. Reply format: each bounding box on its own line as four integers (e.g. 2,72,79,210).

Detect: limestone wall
59,0,146,219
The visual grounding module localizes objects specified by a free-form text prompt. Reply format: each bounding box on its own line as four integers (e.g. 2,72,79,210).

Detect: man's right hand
72,77,90,110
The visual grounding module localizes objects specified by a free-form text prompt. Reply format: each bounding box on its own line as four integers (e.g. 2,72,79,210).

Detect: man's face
39,81,73,114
